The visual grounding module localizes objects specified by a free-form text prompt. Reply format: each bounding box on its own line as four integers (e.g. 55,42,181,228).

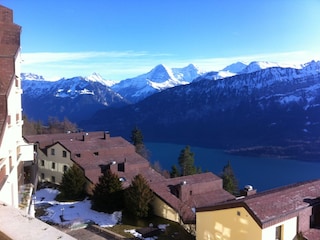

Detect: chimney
240,185,257,196
103,131,110,140
177,181,191,202
82,132,88,141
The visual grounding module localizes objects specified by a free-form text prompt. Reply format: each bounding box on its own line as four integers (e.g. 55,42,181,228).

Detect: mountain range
21,61,320,160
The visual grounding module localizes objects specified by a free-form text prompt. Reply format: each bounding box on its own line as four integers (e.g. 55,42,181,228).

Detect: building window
52,162,55,169
7,115,11,126
0,165,6,183
63,165,68,172
51,148,55,155
94,151,99,156
62,150,67,158
41,173,44,180
41,160,44,166
9,156,13,172
118,162,125,172
51,176,55,183
275,225,282,240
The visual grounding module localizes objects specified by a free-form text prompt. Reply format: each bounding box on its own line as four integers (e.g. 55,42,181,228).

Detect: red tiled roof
198,179,320,228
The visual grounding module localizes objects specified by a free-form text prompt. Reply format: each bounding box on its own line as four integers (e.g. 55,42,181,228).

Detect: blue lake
146,142,320,192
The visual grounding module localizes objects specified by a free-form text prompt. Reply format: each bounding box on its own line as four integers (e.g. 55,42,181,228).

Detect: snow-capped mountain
240,61,304,74
21,73,46,81
222,61,247,73
84,60,320,160
111,64,203,103
21,74,127,122
85,73,116,87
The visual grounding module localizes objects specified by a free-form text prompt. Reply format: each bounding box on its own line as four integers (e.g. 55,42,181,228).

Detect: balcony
17,142,34,162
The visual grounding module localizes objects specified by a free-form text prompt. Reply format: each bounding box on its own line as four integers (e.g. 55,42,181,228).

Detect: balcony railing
19,183,35,215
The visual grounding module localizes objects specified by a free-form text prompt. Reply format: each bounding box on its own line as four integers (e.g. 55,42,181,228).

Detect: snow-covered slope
240,61,304,74
111,64,203,103
222,61,247,73
85,72,116,87
21,74,127,122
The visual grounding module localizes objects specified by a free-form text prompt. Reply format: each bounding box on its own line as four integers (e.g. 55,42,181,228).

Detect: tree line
22,115,78,135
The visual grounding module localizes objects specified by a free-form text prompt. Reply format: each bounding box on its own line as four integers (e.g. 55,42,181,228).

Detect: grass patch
109,214,195,240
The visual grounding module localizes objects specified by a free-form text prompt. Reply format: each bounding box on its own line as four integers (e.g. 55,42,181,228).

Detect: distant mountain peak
21,73,46,81
222,62,247,73
85,72,116,87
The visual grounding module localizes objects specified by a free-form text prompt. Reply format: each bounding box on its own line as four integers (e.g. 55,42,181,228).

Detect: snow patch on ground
35,188,121,228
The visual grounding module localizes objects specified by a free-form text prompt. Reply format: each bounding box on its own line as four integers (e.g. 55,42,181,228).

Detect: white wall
262,217,297,240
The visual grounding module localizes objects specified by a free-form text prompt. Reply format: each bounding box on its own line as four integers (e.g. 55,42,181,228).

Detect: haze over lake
146,142,320,192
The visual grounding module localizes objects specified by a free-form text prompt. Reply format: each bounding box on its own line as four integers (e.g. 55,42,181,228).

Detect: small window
51,176,55,183
63,165,68,172
41,173,44,180
118,162,125,172
62,150,67,158
52,162,55,169
94,151,99,156
51,148,55,155
41,160,44,166
275,225,282,240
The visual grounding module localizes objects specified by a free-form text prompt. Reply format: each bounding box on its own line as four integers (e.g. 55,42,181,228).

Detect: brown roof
198,179,320,228
25,131,234,224
303,228,320,240
150,172,234,223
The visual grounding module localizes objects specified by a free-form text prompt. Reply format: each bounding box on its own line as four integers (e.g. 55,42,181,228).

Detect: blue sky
1,0,320,81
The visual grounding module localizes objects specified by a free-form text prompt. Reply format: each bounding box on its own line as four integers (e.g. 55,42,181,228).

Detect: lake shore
226,143,320,162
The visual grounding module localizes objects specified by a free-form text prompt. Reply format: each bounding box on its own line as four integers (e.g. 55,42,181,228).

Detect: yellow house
196,179,320,240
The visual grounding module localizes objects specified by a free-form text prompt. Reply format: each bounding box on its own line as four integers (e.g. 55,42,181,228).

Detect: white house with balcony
0,4,35,214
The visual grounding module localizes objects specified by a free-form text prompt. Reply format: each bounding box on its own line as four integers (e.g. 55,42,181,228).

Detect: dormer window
94,152,99,156
51,148,55,155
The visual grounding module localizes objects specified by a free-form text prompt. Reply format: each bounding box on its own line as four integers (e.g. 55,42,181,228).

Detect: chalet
196,179,320,240
25,131,234,231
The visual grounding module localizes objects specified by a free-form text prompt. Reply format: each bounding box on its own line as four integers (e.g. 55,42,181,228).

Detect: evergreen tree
170,165,180,178
221,161,239,195
178,145,198,176
131,126,144,146
92,170,123,213
125,174,154,218
57,164,86,201
130,127,149,159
